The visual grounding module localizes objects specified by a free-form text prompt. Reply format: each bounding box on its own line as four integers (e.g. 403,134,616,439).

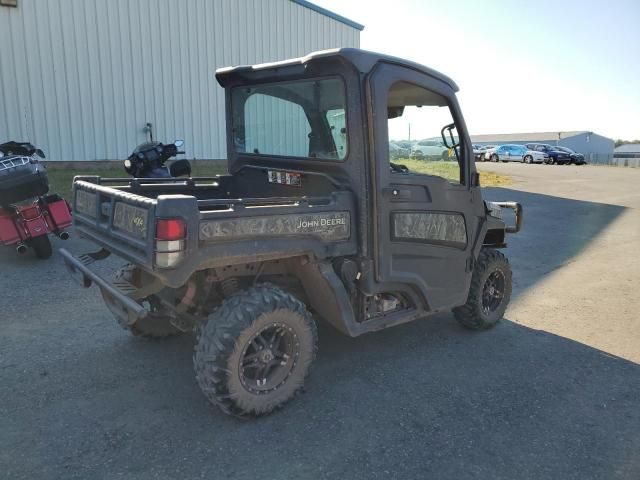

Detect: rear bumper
59,248,147,325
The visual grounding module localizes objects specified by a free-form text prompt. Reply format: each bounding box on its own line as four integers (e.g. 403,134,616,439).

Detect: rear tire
491,154,498,162
193,285,317,418
30,235,52,259
107,264,182,338
453,249,512,330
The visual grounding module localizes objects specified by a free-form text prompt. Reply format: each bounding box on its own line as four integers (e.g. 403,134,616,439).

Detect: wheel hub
482,270,506,314
259,349,274,363
239,322,298,394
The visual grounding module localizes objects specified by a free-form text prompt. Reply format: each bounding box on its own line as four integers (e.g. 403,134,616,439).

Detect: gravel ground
1,164,639,479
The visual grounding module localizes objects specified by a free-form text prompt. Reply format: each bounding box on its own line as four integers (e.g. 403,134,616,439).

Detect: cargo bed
71,175,357,287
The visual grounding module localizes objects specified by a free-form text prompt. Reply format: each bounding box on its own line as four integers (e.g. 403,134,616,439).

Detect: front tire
30,235,52,259
453,249,512,330
524,155,533,164
193,285,318,418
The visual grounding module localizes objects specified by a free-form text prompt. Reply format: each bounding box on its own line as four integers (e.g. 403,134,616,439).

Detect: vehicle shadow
481,186,626,297
13,311,636,480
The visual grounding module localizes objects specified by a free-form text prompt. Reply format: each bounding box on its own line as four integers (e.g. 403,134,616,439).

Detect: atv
61,48,522,418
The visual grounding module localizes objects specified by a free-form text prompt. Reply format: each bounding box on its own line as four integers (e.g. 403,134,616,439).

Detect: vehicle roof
216,48,459,91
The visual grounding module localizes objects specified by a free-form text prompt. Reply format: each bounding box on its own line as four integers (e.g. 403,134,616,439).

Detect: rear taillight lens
155,218,186,268
156,218,185,240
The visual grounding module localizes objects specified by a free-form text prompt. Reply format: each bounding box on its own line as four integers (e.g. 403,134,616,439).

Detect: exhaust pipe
16,244,27,255
59,231,70,240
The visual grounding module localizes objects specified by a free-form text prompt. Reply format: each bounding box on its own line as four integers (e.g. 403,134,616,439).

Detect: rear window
231,78,348,160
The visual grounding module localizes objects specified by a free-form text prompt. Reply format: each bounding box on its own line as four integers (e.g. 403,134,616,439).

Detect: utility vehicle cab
216,48,508,313
62,48,522,418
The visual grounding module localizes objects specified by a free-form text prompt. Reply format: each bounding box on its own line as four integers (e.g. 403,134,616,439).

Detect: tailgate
72,179,198,269
73,179,157,267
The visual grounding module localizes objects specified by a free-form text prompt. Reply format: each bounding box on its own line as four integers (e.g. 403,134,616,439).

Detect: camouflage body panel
392,212,466,246
200,211,350,242
75,190,97,218
112,202,149,240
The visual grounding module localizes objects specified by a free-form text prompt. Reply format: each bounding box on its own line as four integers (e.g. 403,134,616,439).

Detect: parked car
489,144,547,164
411,139,450,159
482,145,499,161
474,144,495,162
525,143,572,165
389,141,411,159
554,146,586,165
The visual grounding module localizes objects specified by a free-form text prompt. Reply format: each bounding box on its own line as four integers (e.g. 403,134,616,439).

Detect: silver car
489,144,548,164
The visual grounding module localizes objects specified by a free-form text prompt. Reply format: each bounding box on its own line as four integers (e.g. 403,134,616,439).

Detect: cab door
368,63,485,311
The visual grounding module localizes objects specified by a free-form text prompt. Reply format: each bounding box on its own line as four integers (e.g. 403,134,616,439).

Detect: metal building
0,0,362,161
470,131,614,161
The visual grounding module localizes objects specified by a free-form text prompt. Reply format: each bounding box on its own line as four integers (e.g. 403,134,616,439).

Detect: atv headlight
485,201,503,219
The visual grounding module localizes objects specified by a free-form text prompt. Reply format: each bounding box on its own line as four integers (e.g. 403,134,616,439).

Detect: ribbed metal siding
0,0,360,161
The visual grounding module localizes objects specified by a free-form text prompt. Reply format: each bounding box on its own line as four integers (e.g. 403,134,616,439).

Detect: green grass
395,158,511,187
47,162,227,200
47,159,510,201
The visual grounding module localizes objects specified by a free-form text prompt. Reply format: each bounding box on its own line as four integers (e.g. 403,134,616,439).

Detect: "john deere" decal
200,212,350,242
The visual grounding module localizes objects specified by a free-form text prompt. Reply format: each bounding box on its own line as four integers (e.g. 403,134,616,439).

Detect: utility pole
408,123,411,141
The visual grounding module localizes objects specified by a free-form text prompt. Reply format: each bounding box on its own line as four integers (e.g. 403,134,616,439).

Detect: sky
313,0,640,140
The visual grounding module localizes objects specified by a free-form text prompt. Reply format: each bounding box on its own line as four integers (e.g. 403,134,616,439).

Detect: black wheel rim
481,270,505,314
239,323,299,394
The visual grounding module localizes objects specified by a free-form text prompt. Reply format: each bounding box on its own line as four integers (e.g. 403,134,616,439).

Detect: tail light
155,218,186,268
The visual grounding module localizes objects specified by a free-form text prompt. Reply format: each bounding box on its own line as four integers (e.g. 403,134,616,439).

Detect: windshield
231,78,347,160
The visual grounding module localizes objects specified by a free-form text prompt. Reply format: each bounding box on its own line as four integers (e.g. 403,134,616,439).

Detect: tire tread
193,284,317,418
453,248,511,330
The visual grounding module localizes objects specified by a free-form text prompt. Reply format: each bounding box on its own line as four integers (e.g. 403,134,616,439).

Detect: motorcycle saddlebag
41,194,72,231
0,207,21,245
0,155,49,205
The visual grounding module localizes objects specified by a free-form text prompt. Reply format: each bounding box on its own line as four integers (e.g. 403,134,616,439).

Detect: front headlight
124,159,132,169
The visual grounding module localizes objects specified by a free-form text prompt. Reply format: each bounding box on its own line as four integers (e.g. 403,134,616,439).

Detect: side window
387,81,462,185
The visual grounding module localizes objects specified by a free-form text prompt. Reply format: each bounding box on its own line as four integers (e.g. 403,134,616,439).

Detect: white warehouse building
0,0,362,161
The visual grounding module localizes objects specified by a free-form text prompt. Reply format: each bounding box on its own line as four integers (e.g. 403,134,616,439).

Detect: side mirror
440,123,460,149
174,139,185,148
